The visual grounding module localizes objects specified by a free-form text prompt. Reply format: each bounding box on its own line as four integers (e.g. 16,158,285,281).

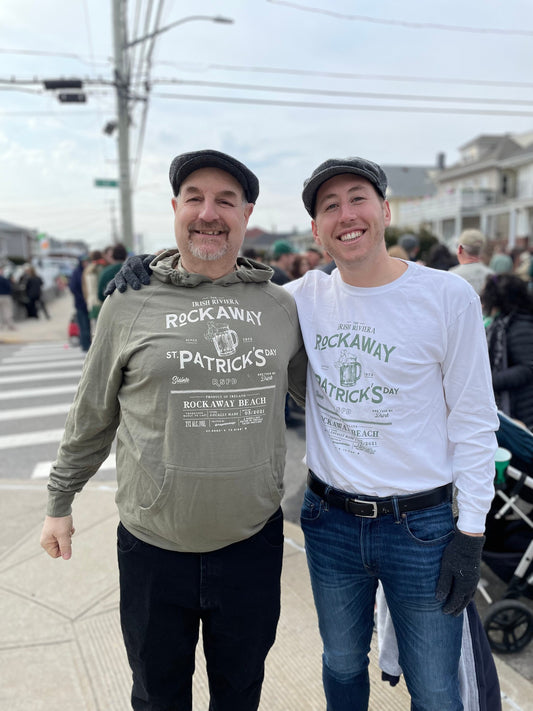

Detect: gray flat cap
169,149,259,203
302,157,388,217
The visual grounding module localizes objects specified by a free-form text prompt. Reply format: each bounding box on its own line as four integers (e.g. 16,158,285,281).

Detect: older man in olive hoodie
40,150,307,711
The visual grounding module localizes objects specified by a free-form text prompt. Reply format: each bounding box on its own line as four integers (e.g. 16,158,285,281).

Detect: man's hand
435,528,485,616
40,515,75,560
104,254,155,296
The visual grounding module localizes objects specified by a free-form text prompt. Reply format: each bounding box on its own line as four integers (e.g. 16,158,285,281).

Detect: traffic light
43,79,83,90
58,93,87,103
43,79,87,103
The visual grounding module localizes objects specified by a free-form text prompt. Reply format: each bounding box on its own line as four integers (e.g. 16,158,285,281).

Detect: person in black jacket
68,257,91,352
481,273,533,430
23,266,50,319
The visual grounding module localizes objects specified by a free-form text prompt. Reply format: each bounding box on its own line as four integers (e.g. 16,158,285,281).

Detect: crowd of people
0,244,130,336
0,262,52,329
242,240,332,285
67,242,128,351
389,228,533,433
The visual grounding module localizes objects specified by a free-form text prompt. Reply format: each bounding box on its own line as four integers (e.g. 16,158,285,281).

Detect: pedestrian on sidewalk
40,149,306,711
450,229,493,295
0,266,16,330
82,249,107,333
97,243,128,303
22,265,50,319
68,256,91,352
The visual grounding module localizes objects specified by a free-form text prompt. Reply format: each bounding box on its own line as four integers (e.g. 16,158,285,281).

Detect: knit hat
272,240,296,257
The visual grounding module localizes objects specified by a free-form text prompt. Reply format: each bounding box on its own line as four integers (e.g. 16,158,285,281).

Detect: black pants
117,510,284,711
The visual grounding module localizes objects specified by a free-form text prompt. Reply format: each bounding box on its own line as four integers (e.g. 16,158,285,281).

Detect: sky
1,0,533,254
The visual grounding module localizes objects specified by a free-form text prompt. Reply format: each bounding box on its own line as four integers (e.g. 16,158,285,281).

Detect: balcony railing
398,189,499,224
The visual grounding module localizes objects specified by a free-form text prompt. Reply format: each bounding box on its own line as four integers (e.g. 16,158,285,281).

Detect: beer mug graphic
336,352,362,386
207,323,239,356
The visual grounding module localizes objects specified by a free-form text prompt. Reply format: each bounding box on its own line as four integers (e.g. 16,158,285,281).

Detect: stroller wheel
483,599,533,653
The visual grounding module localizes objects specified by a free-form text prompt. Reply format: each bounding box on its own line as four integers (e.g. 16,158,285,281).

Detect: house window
502,174,508,196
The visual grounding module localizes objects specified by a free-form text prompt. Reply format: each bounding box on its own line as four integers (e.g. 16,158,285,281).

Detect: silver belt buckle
350,498,378,518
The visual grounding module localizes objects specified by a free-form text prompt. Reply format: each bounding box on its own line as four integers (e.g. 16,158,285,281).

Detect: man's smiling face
172,167,253,277
311,173,391,274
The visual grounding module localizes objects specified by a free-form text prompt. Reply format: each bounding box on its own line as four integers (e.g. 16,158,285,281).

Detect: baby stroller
480,411,533,653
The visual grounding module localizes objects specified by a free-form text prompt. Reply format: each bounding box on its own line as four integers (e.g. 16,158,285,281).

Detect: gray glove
436,528,485,616
104,253,155,296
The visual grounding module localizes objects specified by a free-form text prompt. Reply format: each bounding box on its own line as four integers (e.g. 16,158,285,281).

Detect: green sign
94,179,119,187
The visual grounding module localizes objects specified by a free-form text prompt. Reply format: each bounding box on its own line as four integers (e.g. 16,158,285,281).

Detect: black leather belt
307,471,452,519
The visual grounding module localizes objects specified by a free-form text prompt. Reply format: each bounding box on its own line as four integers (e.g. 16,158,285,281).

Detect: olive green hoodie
47,251,307,552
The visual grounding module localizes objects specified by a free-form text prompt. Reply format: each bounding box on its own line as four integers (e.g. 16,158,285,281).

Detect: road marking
0,370,82,385
0,359,84,374
0,482,117,492
15,342,77,350
32,453,117,479
0,385,78,400
0,403,72,421
0,429,66,449
1,353,85,365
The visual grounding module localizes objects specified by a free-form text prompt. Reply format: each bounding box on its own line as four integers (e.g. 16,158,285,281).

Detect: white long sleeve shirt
285,262,499,533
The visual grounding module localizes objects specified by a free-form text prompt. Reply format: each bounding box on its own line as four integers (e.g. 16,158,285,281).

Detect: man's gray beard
188,239,229,262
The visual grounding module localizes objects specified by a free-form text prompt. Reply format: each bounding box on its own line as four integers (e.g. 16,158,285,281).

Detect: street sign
94,179,119,188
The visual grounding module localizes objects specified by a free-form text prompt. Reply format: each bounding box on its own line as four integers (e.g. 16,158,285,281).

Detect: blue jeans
301,487,463,711
117,509,284,711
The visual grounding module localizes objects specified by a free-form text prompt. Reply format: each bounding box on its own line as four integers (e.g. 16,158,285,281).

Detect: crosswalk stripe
0,385,78,400
0,403,72,421
0,370,82,385
32,453,117,479
0,429,66,449
0,359,84,374
1,353,85,365
16,342,75,350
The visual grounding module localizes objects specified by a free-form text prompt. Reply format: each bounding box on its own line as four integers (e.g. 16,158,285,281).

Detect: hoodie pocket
138,459,283,548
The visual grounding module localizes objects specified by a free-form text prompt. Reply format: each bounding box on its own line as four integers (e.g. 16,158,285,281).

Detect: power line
208,64,533,90
151,91,533,117
0,110,105,116
2,46,529,90
0,47,109,65
156,61,533,90
152,78,533,107
130,0,165,189
266,0,533,36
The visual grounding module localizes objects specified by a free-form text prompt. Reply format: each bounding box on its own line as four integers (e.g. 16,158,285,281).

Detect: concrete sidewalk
0,479,531,711
0,290,75,345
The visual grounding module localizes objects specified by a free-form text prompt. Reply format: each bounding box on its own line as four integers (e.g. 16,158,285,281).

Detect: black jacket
489,312,533,430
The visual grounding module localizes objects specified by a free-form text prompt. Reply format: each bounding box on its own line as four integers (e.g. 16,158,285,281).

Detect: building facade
397,133,533,249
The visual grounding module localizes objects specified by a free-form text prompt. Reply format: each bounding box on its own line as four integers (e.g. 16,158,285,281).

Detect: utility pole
109,6,233,253
112,0,134,251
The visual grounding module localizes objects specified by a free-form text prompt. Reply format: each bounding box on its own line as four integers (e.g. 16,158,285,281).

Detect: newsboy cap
169,149,259,203
459,229,486,251
302,157,388,217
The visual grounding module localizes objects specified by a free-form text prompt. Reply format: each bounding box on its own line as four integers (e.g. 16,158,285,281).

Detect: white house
397,133,533,249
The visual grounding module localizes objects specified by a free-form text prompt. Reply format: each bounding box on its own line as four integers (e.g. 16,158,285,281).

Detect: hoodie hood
150,249,274,288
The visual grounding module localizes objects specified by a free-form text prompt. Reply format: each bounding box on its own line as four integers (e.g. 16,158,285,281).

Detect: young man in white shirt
284,157,498,711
